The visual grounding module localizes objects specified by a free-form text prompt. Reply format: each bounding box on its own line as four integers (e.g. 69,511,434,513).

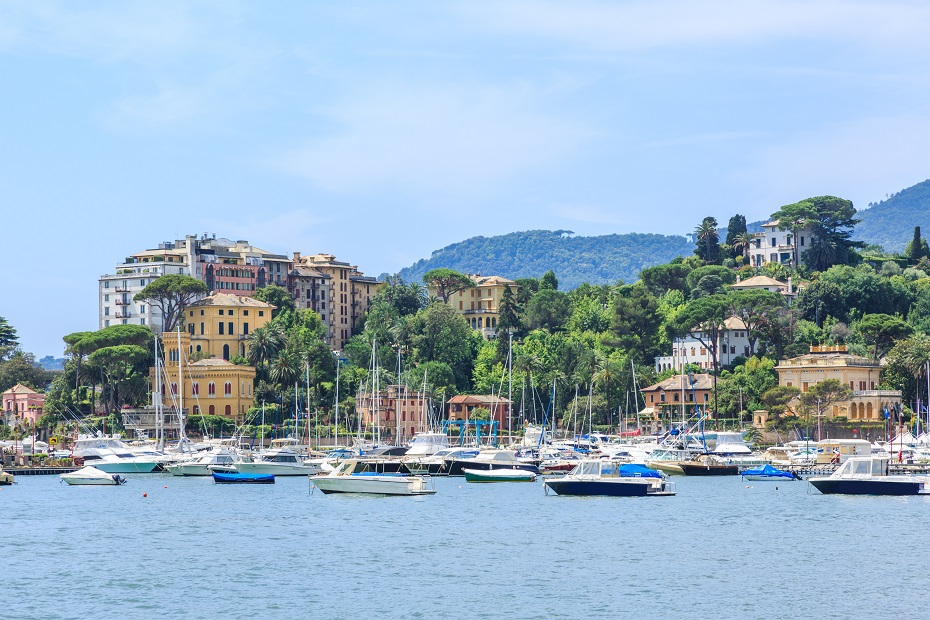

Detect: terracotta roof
446,394,513,405
642,374,714,392
189,358,237,367
732,275,786,288
723,316,748,330
2,384,41,395
188,293,275,309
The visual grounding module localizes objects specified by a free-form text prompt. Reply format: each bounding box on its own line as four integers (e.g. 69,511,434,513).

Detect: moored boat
60,466,126,486
463,468,537,482
0,466,14,485
741,464,800,481
544,460,675,497
212,472,275,484
809,456,926,496
311,459,436,495
679,455,739,476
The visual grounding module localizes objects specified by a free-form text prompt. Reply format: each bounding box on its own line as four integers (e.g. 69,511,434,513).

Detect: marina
5,469,930,619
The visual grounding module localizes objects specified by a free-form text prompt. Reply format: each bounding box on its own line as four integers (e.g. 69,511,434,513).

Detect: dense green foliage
857,179,930,252
395,230,693,290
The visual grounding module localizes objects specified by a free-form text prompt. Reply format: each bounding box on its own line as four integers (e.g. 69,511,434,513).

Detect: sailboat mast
334,358,340,448
154,335,163,449
507,331,513,445
177,326,186,445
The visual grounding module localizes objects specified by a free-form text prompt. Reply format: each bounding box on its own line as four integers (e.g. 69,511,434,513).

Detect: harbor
5,467,930,620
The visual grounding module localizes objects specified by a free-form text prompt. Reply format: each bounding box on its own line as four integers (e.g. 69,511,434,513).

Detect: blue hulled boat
212,472,275,484
544,461,676,497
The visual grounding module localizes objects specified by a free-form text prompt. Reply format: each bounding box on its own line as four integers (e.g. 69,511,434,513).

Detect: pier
5,466,79,476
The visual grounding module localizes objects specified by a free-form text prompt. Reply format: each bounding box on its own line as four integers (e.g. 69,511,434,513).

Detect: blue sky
3,1,930,357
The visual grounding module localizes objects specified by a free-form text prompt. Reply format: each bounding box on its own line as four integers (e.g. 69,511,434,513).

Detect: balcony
115,286,130,293
114,311,132,318
463,308,496,315
853,390,901,398
115,299,130,305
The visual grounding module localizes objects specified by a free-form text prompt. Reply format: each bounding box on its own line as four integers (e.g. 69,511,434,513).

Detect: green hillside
855,179,930,252
393,230,693,289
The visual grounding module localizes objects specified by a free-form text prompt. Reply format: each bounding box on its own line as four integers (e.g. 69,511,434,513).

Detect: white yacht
72,435,162,473
61,466,126,486
165,448,245,476
311,459,436,495
809,456,927,495
235,449,314,476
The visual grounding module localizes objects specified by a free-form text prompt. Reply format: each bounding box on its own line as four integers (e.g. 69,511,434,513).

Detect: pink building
2,384,46,425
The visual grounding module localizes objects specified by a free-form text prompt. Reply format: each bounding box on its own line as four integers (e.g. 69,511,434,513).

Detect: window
219,309,224,315
800,236,805,246
105,294,110,302
189,324,195,335
208,382,216,395
201,310,204,315
224,382,232,396
209,405,215,415
223,344,230,359
704,394,709,401
200,322,205,335
770,238,776,247
104,307,110,316
225,405,231,416
190,311,194,317
141,318,145,325
259,311,264,317
660,393,666,402
192,383,200,395
243,323,249,335
229,310,234,316
104,281,110,289
170,383,178,395
802,382,809,392
219,322,224,335
228,322,234,335
243,310,248,316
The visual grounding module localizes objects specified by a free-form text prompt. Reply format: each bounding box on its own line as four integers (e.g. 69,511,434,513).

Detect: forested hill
855,179,930,252
392,230,693,289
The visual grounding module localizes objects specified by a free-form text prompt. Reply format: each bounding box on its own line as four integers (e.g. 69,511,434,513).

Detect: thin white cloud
457,0,930,53
276,83,593,194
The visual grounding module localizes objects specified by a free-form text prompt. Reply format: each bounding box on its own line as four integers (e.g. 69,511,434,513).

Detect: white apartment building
747,221,815,268
655,317,752,372
99,261,188,331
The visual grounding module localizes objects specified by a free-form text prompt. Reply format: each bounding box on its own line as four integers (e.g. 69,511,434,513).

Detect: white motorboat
404,432,449,457
311,459,436,495
60,466,126,486
165,448,245,476
234,449,314,476
72,435,163,473
443,448,540,476
809,456,927,495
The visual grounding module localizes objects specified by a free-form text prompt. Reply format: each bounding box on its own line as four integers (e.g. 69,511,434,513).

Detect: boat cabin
816,439,871,464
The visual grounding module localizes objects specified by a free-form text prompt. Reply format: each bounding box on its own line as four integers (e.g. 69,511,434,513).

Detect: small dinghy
463,468,537,483
61,466,126,486
741,464,800,481
212,472,275,484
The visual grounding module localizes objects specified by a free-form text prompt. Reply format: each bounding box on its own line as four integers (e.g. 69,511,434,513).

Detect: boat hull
463,468,536,482
679,463,739,476
544,478,674,497
311,474,435,495
212,472,275,484
809,478,923,496
84,460,159,474
444,460,540,477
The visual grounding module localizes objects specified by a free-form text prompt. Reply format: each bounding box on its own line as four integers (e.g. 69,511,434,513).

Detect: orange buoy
143,492,148,497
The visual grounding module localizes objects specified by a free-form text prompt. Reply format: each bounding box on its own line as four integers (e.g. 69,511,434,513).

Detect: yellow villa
431,274,519,339
154,293,274,425
775,345,902,421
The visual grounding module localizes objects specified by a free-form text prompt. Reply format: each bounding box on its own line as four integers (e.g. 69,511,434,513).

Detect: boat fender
143,492,147,497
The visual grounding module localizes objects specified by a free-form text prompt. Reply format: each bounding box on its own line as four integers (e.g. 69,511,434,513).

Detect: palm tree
694,218,718,264
593,352,621,429
269,347,301,387
732,231,754,264
247,325,284,372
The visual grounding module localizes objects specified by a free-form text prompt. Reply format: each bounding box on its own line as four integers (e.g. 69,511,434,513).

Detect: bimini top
616,463,663,479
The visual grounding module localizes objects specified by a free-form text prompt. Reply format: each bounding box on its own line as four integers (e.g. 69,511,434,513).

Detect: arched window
192,382,199,395
170,383,177,395
402,411,406,421
209,405,215,415
208,382,216,396
224,382,232,396
223,344,230,360
196,345,202,352
225,405,232,416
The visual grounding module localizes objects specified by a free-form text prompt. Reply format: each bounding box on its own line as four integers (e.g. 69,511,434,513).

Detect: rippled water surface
4,473,928,619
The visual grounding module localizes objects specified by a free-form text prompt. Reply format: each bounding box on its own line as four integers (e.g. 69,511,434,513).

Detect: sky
3,0,930,357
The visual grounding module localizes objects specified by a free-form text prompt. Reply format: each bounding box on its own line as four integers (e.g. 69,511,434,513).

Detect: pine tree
904,226,930,263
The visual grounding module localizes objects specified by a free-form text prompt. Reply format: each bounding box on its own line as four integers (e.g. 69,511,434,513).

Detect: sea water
3,473,927,619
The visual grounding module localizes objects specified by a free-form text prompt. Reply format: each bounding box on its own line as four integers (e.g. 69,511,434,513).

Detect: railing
115,299,130,305
854,390,902,397
115,286,130,293
114,311,131,318
463,308,496,315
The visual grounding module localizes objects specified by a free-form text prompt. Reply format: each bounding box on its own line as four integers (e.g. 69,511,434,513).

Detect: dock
5,467,80,476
